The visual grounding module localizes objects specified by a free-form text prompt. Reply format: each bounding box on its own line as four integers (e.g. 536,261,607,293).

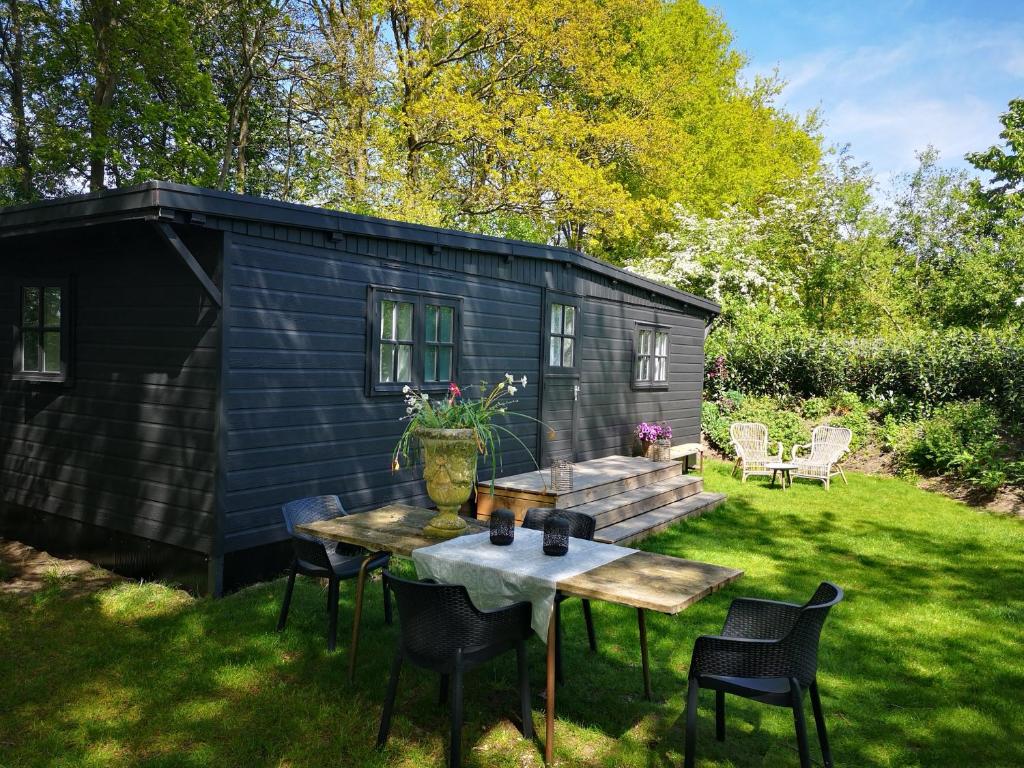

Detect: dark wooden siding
574,297,704,460
0,225,219,551
222,235,543,553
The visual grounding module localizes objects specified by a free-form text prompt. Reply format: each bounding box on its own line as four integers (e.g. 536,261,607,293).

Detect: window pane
549,336,561,366
562,337,574,367
639,356,649,382
396,344,412,381
655,332,668,356
22,330,40,371
22,287,39,326
438,347,452,381
438,306,453,343
424,346,438,381
397,302,413,341
380,301,395,341
425,305,438,342
380,343,395,382
563,306,575,336
639,329,650,355
654,357,666,382
43,332,61,372
550,304,562,334
44,287,62,326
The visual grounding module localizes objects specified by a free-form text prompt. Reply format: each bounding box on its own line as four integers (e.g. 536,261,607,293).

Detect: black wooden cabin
0,182,720,594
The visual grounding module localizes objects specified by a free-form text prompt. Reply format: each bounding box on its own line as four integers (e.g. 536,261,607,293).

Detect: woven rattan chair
377,571,533,768
730,422,784,482
523,508,598,685
791,426,852,490
277,495,391,652
684,582,844,768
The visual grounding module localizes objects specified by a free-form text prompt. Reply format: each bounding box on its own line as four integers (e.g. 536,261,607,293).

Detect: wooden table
300,503,742,764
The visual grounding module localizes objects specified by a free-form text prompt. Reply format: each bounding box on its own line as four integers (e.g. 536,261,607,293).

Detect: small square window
14,280,71,383
634,324,669,389
368,287,460,395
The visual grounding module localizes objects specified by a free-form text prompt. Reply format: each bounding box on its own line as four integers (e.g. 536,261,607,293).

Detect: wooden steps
593,492,726,545
475,455,726,546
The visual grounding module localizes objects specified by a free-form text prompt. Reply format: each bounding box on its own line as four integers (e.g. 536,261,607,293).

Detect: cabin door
540,293,581,466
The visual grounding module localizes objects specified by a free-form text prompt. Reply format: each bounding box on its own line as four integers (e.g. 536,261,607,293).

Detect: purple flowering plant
635,421,672,444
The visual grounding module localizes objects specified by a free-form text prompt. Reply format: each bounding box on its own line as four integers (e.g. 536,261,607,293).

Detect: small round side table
766,461,798,490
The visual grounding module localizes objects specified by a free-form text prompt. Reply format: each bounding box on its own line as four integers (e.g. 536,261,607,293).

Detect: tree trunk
87,0,117,192
6,0,33,198
236,91,250,190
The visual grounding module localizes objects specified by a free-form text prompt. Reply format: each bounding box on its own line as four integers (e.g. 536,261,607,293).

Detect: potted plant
393,375,535,538
635,421,672,460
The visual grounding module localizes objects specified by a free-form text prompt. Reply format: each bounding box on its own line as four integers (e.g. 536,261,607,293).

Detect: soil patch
0,539,123,597
918,477,1024,518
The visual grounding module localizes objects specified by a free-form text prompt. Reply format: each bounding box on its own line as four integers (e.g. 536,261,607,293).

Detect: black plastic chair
684,582,844,768
276,495,391,652
522,507,598,684
377,571,533,768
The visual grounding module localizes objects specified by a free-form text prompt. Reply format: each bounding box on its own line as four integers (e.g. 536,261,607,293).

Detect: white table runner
412,527,634,641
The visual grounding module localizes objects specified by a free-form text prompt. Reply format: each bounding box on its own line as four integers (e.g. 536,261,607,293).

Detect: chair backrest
784,582,844,685
810,426,852,463
384,571,516,667
280,495,347,568
730,422,769,458
522,508,596,541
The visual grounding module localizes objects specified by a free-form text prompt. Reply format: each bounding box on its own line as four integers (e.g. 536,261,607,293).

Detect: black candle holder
489,507,515,546
543,512,570,556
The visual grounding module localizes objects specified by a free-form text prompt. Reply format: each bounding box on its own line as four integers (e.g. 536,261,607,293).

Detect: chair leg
555,601,564,685
327,577,340,652
837,465,848,486
791,679,812,768
449,650,464,768
276,561,297,631
582,599,597,652
684,676,699,768
382,574,393,625
731,459,739,477
439,674,449,706
517,639,533,740
376,649,403,749
810,681,833,768
715,690,725,741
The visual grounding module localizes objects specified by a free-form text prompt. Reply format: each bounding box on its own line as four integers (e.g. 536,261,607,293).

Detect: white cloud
757,18,1024,181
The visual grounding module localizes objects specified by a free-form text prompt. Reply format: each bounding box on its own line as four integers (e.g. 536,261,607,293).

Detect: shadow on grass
2,466,1023,767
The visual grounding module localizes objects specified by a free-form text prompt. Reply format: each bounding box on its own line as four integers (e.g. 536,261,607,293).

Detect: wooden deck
475,454,726,545
476,455,683,520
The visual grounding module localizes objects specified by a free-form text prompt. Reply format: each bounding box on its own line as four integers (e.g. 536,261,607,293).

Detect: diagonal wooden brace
152,221,222,308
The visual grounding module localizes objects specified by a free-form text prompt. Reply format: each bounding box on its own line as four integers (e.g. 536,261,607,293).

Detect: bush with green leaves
705,326,1024,424
702,396,809,459
888,401,1012,492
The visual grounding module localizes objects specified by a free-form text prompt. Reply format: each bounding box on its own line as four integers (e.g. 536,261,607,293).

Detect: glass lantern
550,458,574,492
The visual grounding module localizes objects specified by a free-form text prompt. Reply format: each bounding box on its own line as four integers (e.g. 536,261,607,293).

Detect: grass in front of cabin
2,463,1023,767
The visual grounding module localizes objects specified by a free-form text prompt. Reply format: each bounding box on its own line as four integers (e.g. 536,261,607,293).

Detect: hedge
705,327,1024,424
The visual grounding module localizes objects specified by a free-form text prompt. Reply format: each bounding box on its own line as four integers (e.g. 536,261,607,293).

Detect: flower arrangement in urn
635,421,672,458
393,374,533,538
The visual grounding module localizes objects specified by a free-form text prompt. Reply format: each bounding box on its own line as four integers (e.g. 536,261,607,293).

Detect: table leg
638,608,652,701
545,613,556,764
770,469,777,488
347,554,374,683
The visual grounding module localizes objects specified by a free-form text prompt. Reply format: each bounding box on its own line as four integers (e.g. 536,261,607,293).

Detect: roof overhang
0,181,721,316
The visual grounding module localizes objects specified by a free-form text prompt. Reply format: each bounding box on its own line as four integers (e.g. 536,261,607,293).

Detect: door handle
573,384,580,401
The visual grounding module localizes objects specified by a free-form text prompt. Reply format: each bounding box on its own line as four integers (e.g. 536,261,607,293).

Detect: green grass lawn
2,463,1023,767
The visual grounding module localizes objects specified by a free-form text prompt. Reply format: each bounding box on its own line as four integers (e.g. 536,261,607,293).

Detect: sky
713,1,1024,190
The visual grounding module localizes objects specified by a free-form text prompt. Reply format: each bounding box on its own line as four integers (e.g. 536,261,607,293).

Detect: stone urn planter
417,427,480,538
